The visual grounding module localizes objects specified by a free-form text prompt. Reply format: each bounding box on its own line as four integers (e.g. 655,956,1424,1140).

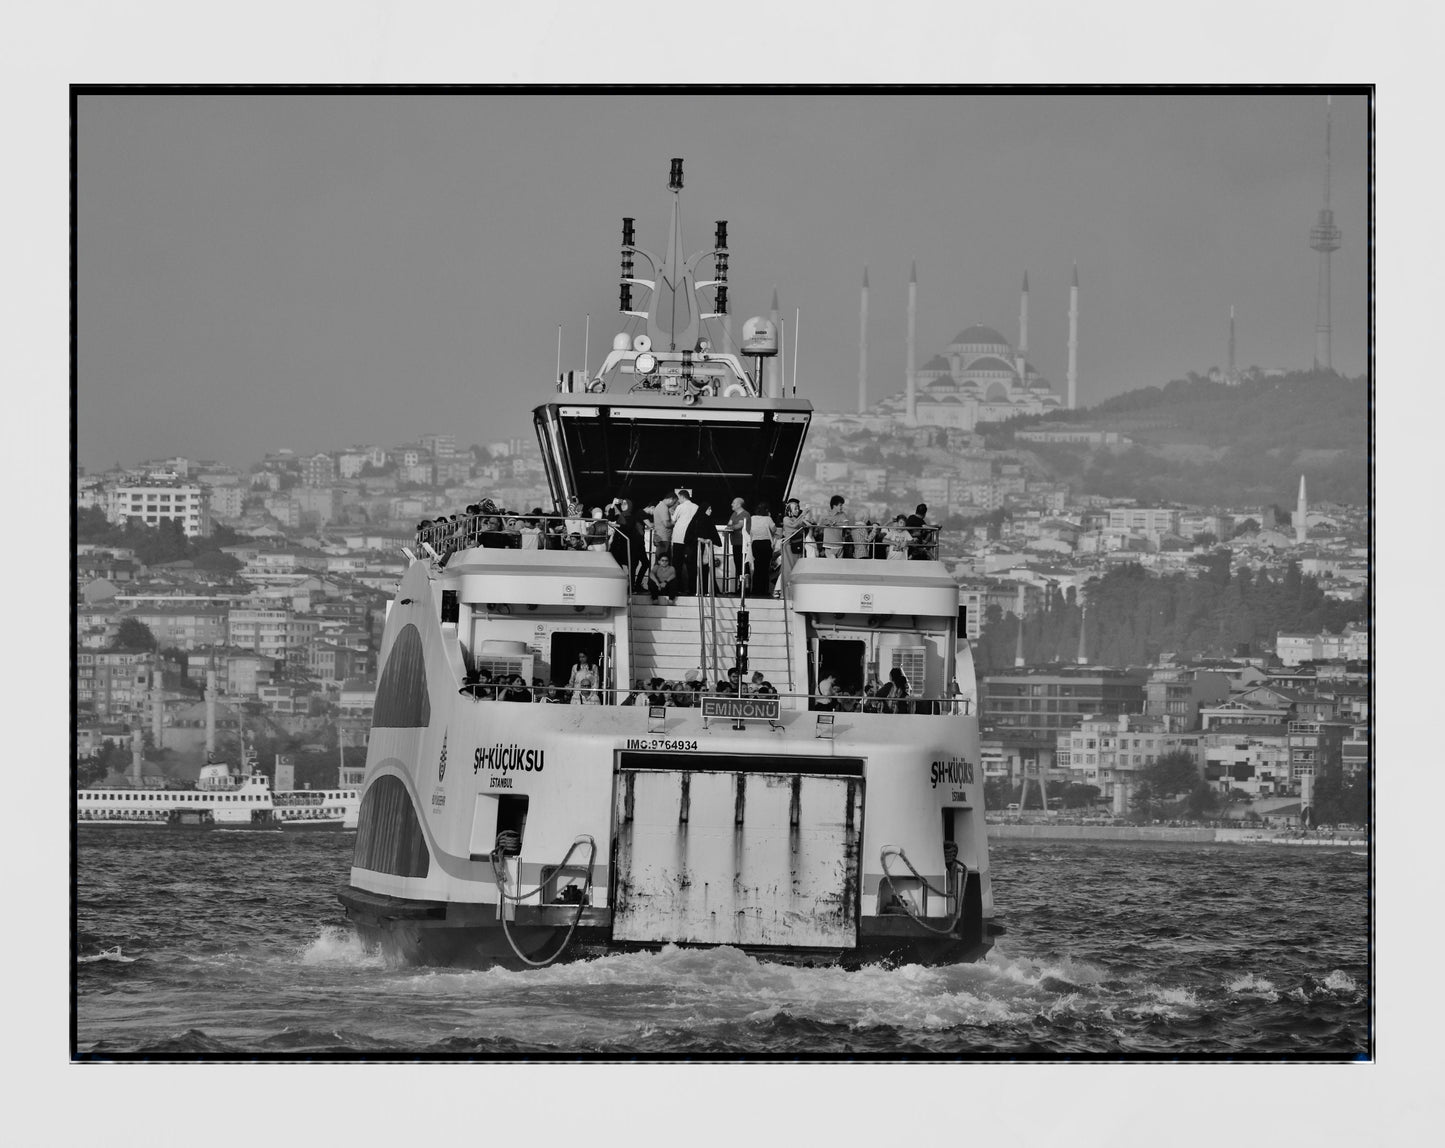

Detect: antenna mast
1309,96,1342,372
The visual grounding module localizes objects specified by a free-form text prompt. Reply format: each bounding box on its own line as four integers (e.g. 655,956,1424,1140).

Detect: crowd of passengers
418,491,941,600
463,655,971,715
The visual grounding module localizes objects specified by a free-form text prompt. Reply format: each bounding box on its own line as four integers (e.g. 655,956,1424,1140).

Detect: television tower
1309,96,1342,372
1228,304,1236,381
1066,263,1079,410
858,266,868,414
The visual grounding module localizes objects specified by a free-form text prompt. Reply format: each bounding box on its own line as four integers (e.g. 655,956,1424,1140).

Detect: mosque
849,266,1080,432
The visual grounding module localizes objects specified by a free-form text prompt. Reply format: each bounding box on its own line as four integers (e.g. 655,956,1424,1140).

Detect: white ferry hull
340,561,999,970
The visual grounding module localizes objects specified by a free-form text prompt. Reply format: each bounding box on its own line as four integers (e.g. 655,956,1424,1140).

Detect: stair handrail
695,538,710,686
778,534,796,706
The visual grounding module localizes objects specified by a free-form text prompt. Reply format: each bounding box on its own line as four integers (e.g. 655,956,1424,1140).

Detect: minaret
905,260,917,426
1228,305,1236,382
1019,270,1030,357
858,265,869,414
1076,605,1088,665
1016,271,1030,383
150,659,163,751
205,668,217,760
1067,263,1079,410
1295,474,1308,546
1310,96,1342,372
1013,585,1027,668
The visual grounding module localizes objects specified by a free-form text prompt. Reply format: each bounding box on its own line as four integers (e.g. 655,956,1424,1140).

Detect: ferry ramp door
609,753,864,951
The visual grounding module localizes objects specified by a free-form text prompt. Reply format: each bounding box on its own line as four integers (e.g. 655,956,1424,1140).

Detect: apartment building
108,479,209,537
1143,667,1232,731
1105,506,1180,535
1054,713,1200,811
123,605,228,650
227,606,291,659
982,666,1147,775
1202,724,1289,798
76,650,153,718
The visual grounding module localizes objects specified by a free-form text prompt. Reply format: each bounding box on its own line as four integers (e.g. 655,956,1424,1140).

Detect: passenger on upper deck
781,498,810,584
727,498,749,592
648,494,675,570
747,501,777,598
670,488,699,595
885,515,911,560
906,504,936,560
646,554,677,604
819,495,849,558
685,504,723,594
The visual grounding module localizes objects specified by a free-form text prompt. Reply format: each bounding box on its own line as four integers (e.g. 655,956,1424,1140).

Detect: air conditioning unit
890,645,927,693
475,639,535,685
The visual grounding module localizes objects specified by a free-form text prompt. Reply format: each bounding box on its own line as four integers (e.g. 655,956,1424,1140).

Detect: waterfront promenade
986,823,1368,847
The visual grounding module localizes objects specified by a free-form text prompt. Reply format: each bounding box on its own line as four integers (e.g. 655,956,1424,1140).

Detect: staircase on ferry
628,594,795,698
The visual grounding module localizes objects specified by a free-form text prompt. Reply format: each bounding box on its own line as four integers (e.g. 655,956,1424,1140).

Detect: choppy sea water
74,831,1370,1059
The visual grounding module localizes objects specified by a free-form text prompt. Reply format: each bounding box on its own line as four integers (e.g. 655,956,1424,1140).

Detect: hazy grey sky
77,91,1368,470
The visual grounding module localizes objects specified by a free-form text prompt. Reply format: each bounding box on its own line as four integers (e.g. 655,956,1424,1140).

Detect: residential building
76,650,153,718
123,605,228,650
1201,724,1289,798
228,606,292,659
301,453,336,487
982,666,1147,775
1143,667,1232,731
108,478,209,537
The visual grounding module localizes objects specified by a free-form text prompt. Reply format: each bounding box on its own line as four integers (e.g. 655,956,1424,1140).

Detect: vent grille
890,646,926,693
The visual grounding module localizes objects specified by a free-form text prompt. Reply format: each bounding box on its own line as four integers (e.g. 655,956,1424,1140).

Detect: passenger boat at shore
338,160,1000,968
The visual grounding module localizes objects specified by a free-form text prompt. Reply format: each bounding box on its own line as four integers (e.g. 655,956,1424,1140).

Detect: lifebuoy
721,382,748,398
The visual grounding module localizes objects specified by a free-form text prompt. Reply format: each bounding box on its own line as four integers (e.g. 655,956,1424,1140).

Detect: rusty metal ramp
611,753,863,950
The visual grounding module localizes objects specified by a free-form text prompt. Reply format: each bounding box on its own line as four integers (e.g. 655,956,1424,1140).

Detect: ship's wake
273,938,1365,1054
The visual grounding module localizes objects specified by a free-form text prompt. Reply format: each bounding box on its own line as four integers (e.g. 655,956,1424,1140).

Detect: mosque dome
960,355,1017,375
950,324,1009,347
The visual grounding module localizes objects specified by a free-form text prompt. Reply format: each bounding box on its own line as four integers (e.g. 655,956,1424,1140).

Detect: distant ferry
339,159,1000,969
77,749,359,830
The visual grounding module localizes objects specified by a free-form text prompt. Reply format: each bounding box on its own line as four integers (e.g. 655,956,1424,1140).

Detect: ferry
76,756,278,829
339,159,1000,968
76,744,359,830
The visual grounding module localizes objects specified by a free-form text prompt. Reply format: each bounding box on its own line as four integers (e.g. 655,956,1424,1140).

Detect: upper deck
534,393,811,517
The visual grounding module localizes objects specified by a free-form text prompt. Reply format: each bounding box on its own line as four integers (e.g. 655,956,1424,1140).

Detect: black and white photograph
35,2,1419,1137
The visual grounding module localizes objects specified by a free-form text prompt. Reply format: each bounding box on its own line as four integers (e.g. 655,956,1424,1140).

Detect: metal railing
778,519,941,562
414,511,636,569
457,683,972,714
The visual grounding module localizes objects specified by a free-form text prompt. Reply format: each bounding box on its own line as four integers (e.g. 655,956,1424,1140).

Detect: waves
73,835,1370,1058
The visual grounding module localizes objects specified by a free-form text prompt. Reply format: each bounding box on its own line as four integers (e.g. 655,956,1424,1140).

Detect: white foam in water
300,926,386,968
1227,973,1279,1000
79,946,137,964
1323,970,1357,994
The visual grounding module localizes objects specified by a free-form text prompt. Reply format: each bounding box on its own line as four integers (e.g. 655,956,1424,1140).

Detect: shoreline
985,823,1368,847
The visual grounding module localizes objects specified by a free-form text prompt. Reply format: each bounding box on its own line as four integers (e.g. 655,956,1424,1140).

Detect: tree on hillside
78,505,121,544
1141,751,1200,799
1309,761,1368,827
113,618,157,652
76,741,125,787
